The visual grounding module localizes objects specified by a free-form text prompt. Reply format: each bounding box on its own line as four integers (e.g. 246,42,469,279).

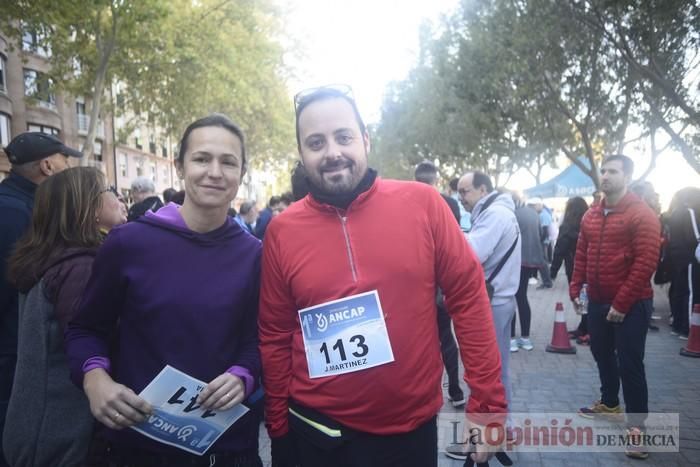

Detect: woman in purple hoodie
65,115,263,466
4,167,125,467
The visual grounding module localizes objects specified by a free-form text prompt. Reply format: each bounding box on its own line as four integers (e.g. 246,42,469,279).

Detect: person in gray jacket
511,193,546,352
457,172,521,411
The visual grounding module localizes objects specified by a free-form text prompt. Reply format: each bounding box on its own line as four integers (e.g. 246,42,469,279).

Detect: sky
279,0,460,123
278,0,700,209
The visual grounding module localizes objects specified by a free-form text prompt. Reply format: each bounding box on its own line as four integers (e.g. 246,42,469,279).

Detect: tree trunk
646,95,700,174
83,6,117,164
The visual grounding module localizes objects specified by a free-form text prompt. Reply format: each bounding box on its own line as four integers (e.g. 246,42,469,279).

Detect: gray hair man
127,176,163,222
457,171,521,414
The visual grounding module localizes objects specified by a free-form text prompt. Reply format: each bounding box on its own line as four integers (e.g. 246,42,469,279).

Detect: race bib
299,290,394,379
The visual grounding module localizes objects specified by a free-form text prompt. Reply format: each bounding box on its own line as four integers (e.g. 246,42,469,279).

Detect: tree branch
645,93,700,174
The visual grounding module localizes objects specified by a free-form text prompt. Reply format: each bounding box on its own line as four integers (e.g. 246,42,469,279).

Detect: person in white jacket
458,172,521,411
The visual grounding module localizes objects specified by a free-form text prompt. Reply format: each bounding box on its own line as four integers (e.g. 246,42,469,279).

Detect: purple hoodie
64,204,262,454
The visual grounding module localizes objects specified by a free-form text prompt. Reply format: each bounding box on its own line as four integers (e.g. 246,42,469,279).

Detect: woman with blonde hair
3,166,126,467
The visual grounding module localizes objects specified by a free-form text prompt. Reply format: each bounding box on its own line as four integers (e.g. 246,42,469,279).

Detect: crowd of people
0,85,698,467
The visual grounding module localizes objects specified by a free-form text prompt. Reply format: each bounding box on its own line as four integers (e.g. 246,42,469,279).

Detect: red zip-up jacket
259,178,507,437
570,192,660,313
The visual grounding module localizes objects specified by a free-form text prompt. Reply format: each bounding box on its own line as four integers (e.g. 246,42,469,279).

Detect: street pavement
258,277,700,466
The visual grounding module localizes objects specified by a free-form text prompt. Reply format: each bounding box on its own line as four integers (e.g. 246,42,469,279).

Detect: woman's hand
83,368,153,430
197,372,245,411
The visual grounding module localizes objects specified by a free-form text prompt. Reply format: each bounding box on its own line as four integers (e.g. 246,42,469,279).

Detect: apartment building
0,30,114,182
0,29,179,199
1,27,269,206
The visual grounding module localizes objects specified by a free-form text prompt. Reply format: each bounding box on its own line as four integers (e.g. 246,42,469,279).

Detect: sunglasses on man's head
293,84,354,112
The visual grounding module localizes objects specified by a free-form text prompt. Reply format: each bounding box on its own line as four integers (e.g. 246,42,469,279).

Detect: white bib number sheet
298,290,394,378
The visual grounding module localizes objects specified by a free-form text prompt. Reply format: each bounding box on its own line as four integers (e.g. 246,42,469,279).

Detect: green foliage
0,0,294,168
374,0,700,187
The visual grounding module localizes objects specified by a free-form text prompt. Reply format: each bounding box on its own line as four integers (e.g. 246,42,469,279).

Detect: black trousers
105,450,261,467
513,267,536,337
292,416,437,467
436,301,463,400
669,262,699,335
588,300,651,428
576,314,589,335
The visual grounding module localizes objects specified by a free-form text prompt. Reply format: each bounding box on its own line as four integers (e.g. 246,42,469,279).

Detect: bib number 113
319,335,368,364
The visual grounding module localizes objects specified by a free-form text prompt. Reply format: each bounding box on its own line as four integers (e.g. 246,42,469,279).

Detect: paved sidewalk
258,278,700,466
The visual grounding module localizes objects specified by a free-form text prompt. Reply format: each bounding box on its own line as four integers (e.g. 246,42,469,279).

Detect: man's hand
197,372,245,411
83,368,152,430
606,307,625,323
572,297,584,315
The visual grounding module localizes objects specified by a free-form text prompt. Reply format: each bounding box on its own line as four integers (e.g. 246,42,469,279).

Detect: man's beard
311,157,366,195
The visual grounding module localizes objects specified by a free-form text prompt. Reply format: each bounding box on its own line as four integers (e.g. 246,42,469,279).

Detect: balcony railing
77,114,105,138
37,99,57,111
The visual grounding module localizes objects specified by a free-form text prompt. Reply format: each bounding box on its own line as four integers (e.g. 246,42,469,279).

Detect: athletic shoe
624,427,649,459
510,339,519,352
568,329,581,339
536,284,553,290
679,334,689,340
445,446,513,465
670,330,680,336
444,443,469,460
450,396,466,409
528,277,538,285
518,337,534,350
578,400,624,421
576,334,590,346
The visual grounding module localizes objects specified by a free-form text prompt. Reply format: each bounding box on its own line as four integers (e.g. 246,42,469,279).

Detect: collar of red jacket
305,176,381,214
597,191,642,213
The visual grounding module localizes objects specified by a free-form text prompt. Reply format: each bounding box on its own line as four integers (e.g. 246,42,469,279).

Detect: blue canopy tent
524,157,596,198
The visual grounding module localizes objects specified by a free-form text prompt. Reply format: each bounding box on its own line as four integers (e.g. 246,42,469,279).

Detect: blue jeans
588,300,652,427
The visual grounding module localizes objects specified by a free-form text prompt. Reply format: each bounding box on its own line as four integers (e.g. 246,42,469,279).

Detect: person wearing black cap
0,131,82,466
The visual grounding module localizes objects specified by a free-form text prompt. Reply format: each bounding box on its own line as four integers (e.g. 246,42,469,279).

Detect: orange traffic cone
680,304,700,358
546,302,576,354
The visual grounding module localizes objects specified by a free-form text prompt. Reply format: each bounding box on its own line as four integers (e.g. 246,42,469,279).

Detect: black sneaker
444,443,469,460
449,396,466,409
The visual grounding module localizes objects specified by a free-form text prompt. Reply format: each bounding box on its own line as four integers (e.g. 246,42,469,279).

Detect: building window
0,113,11,147
119,152,128,177
149,141,157,155
136,160,144,177
0,55,6,94
134,128,142,150
161,144,168,158
162,166,168,184
22,26,51,57
23,69,56,109
150,163,156,183
93,141,103,162
27,123,59,136
76,101,88,132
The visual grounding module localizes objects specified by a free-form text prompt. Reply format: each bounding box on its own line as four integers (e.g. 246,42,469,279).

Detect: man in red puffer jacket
570,154,660,460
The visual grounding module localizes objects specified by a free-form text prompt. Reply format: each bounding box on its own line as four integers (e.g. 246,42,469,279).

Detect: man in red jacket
259,85,507,467
570,154,660,460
